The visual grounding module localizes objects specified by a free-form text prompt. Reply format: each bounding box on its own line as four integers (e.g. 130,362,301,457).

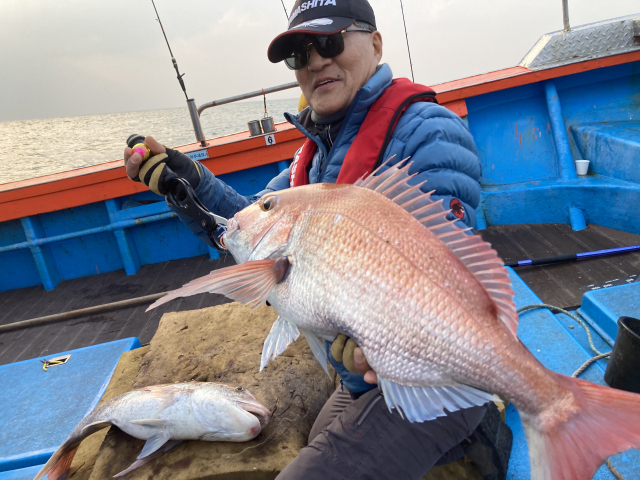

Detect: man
124,1,492,478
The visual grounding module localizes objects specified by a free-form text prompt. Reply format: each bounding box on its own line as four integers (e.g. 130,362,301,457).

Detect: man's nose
306,45,332,71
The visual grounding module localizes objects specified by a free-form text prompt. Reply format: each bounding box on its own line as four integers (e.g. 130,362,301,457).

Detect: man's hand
354,346,378,384
124,136,165,181
330,334,378,384
123,136,201,196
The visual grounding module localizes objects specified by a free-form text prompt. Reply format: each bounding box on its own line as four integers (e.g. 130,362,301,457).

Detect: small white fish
33,382,271,480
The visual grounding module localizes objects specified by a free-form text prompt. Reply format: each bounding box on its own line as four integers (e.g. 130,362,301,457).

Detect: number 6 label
265,134,276,146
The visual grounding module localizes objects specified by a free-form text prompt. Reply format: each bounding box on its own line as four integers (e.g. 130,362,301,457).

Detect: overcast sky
1,0,638,122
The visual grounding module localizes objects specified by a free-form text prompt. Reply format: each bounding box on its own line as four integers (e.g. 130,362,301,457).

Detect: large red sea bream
150,161,640,480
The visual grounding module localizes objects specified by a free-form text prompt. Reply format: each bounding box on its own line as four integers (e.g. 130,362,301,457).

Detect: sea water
0,99,299,185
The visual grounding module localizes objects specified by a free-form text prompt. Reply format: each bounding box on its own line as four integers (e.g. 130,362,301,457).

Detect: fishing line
150,0,189,101
399,0,415,82
279,0,289,18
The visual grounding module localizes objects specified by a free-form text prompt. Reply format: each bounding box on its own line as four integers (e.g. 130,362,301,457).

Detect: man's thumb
144,136,166,155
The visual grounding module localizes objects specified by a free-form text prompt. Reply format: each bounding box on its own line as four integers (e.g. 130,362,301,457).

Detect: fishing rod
505,244,640,268
149,0,207,146
151,0,188,101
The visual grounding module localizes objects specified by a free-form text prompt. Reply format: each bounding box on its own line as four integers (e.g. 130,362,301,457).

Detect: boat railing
189,82,300,146
562,0,571,32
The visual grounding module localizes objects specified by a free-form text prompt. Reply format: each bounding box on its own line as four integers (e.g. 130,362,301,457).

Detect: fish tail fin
523,373,640,480
33,444,79,480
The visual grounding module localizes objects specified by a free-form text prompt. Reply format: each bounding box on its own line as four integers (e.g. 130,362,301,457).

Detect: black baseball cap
268,0,376,63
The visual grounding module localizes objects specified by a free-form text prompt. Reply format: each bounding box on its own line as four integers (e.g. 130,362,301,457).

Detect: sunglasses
284,28,373,70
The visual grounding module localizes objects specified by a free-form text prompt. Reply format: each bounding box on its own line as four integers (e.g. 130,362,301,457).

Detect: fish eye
261,197,276,212
236,386,243,391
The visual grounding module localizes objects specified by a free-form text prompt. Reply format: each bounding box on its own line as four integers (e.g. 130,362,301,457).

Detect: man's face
294,27,383,117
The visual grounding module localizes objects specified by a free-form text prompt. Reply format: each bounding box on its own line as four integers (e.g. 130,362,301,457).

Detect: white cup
575,160,590,176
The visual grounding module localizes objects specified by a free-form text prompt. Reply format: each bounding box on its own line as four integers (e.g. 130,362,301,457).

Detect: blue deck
0,465,42,480
0,338,140,472
578,282,640,345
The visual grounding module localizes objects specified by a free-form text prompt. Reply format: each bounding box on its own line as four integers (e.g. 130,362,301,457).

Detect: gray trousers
277,386,487,480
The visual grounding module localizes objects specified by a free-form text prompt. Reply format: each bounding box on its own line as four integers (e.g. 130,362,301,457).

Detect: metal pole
187,99,207,147
0,292,168,333
562,0,570,32
197,82,300,116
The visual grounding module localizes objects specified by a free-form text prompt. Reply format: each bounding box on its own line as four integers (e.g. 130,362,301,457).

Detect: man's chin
308,95,349,117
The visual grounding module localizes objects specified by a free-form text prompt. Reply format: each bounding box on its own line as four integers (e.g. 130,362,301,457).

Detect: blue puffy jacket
169,63,481,394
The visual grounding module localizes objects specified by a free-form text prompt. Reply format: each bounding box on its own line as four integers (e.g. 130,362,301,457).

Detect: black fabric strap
372,91,438,171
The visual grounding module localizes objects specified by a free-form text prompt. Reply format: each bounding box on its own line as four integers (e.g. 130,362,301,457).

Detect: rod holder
187,98,207,147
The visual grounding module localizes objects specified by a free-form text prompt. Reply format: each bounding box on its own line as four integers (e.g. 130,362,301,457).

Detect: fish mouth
238,400,272,428
226,218,239,237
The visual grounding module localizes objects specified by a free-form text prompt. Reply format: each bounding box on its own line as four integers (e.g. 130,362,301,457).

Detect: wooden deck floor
1,223,638,367
481,223,640,309
0,254,236,366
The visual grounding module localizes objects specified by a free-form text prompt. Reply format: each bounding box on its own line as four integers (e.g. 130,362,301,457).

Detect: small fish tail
523,372,640,480
33,443,79,480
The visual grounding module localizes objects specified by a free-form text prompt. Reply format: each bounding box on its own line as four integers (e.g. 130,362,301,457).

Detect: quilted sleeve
382,102,482,228
251,165,292,202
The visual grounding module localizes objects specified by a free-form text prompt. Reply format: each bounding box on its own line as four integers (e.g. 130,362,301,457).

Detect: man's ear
372,31,383,63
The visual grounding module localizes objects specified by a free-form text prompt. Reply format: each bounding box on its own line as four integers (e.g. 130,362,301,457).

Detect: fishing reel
166,178,228,252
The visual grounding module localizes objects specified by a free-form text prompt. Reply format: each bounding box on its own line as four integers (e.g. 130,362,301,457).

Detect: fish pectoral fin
147,257,290,311
377,378,498,423
129,418,167,428
113,440,182,477
200,431,224,441
260,316,300,371
300,328,331,378
137,432,171,460
80,420,111,436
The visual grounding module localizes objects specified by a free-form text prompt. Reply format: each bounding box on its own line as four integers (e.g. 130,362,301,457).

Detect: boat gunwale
1,49,639,224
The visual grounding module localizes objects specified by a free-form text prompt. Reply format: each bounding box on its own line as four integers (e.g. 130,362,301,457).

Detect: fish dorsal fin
80,420,111,437
357,159,518,338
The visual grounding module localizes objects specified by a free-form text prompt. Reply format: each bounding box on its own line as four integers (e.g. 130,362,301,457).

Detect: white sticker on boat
186,150,208,161
265,134,276,146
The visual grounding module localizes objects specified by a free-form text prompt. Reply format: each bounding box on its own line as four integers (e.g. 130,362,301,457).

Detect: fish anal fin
113,440,182,477
260,316,300,371
300,328,330,378
377,378,497,423
359,159,519,338
137,432,171,459
147,258,289,311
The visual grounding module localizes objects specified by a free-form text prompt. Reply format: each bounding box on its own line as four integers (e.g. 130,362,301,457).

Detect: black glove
132,147,202,196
